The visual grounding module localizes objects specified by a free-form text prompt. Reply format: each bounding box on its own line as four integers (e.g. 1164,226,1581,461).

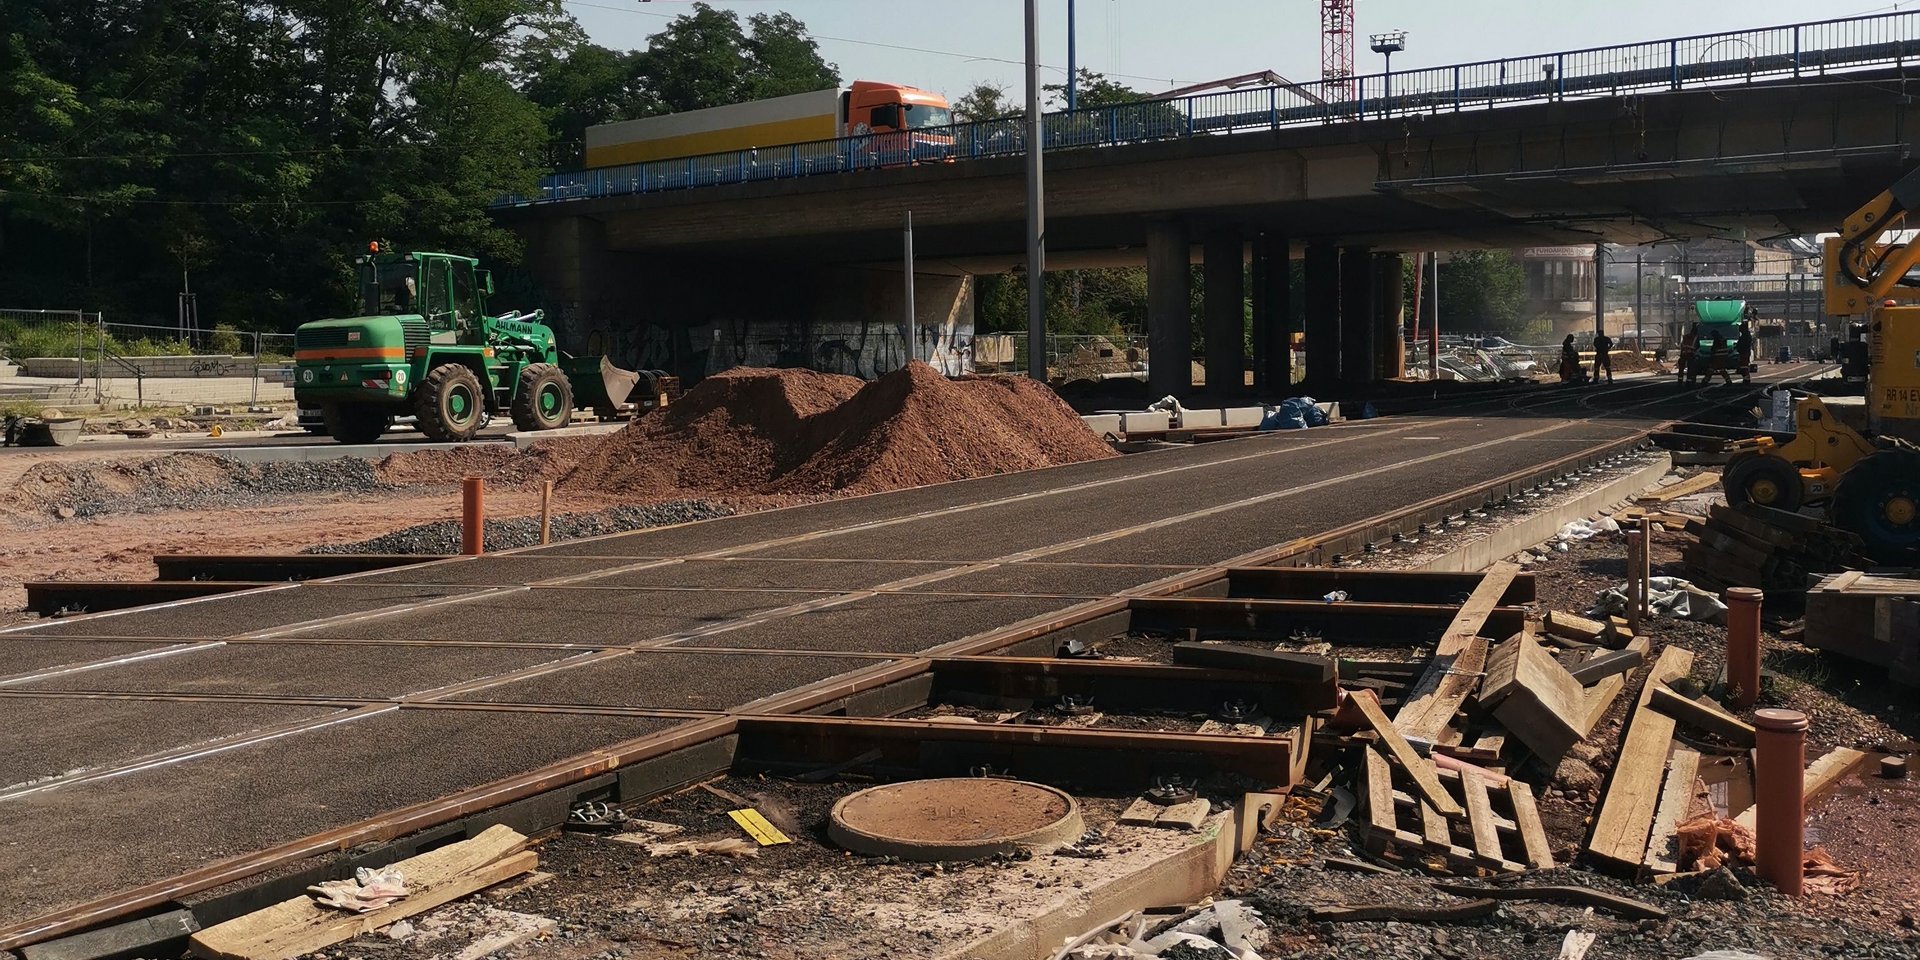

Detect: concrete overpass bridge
496,11,1920,395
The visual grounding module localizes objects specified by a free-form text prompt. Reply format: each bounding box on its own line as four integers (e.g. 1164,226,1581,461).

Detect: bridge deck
0,370,1808,940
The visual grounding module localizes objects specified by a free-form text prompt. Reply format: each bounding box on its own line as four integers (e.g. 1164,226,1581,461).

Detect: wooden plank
1567,647,1644,685
1419,799,1452,847
1543,610,1609,644
1393,564,1518,742
1578,634,1654,734
1586,644,1695,870
1487,632,1587,762
1354,688,1462,816
191,851,535,960
1643,747,1703,874
1733,747,1872,832
1364,745,1397,835
1507,780,1555,870
1649,686,1756,747
1638,471,1722,503
1461,774,1503,862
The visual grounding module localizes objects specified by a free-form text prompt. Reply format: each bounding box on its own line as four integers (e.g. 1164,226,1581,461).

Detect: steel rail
0,366,1827,949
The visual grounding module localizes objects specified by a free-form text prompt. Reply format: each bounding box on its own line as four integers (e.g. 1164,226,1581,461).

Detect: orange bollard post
461,477,485,556
1725,586,1763,708
1753,707,1808,896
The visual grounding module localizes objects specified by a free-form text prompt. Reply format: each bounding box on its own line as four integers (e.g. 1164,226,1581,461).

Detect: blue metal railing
497,11,1920,208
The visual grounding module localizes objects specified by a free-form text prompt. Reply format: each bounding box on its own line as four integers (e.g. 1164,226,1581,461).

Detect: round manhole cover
828,778,1085,862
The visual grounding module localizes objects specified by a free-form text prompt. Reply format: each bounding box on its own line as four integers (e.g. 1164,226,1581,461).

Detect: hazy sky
564,0,1881,102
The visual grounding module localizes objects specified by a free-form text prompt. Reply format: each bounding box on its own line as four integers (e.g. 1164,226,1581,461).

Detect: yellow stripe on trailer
586,113,839,168
727,808,791,846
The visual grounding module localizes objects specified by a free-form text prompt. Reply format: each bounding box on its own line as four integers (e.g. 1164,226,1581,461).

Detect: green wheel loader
292,247,642,444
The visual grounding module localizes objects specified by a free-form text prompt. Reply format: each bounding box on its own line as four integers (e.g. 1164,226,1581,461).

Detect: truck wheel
510,363,573,432
322,404,392,445
1831,449,1920,563
415,363,486,442
1723,453,1804,513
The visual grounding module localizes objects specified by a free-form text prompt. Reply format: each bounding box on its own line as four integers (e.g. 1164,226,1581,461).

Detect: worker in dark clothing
1679,324,1699,384
1736,323,1755,385
1708,330,1734,385
1559,334,1586,384
1591,331,1614,384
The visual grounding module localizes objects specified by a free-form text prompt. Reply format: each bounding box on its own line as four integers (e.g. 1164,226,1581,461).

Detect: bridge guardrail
499,11,1920,208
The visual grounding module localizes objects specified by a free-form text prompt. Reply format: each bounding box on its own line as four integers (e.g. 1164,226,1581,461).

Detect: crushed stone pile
561,362,1114,499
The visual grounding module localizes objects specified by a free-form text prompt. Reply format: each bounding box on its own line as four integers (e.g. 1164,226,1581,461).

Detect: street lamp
1369,31,1406,116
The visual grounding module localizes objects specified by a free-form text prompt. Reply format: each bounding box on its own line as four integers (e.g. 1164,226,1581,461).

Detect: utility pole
1635,253,1645,350
1427,252,1440,381
1066,0,1078,112
1593,242,1606,338
1024,0,1047,381
903,211,917,364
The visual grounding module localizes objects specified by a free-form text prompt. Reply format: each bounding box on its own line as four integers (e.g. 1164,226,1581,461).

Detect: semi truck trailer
584,80,954,168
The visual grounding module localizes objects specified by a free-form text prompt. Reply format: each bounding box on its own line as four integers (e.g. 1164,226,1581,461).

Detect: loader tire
415,363,486,442
322,404,391,445
1831,448,1920,563
510,363,573,432
1723,453,1804,513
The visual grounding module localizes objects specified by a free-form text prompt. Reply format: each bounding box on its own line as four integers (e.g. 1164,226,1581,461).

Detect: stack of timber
1683,503,1867,593
1586,644,1879,877
190,826,536,960
1349,565,1649,874
1804,570,1920,686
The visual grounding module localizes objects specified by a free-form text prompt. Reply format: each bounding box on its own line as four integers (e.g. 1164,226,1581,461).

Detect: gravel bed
306,501,733,555
4,453,385,520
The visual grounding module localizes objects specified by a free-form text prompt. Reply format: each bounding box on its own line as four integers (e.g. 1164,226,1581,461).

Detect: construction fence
0,309,295,407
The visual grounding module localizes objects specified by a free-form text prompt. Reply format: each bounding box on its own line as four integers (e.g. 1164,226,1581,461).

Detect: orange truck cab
843,81,953,135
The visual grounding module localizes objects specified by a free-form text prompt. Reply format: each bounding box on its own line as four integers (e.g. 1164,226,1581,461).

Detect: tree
952,82,1013,122
1438,250,1529,336
518,42,650,162
637,3,838,116
1044,68,1149,109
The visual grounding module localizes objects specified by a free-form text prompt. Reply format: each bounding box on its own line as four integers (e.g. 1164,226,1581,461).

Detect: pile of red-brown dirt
559,362,1115,499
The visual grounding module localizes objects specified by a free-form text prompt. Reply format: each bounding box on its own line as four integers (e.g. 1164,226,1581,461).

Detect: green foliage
0,321,194,359
953,83,1014,122
1,0,844,336
208,323,244,356
1437,250,1529,336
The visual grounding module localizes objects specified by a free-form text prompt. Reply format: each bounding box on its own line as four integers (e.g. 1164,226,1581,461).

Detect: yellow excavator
1720,167,1920,561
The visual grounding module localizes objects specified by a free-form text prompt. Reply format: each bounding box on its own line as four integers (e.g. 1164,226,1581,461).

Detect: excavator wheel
322,404,392,445
1723,453,1805,513
1830,448,1920,562
510,363,573,432
414,362,486,442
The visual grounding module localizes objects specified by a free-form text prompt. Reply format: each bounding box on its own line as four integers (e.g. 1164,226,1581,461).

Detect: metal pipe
1428,252,1441,381
1024,0,1047,381
1725,586,1763,708
1753,707,1808,896
903,210,917,363
461,477,485,556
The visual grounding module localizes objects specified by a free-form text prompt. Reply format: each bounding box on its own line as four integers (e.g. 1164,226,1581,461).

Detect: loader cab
356,250,485,342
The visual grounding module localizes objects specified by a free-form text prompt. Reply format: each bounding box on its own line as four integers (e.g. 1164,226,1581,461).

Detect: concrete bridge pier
1303,242,1340,390
1146,220,1194,397
1249,234,1292,393
1339,246,1376,389
1203,228,1246,395
1373,253,1406,382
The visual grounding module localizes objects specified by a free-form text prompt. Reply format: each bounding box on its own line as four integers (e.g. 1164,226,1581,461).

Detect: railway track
0,365,1828,950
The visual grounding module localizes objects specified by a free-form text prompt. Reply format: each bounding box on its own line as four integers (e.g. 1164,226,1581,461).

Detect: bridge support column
1147,220,1194,397
522,215,613,335
1250,234,1292,393
1339,246,1375,389
1303,242,1340,389
1203,228,1245,395
1374,253,1406,381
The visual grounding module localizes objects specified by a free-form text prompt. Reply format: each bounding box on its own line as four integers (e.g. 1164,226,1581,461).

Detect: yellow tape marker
728,808,791,846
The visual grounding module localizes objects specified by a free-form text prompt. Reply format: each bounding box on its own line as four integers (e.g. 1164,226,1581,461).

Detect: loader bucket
562,355,642,410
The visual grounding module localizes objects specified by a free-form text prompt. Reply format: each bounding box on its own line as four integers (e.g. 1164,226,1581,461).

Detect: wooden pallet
1361,745,1554,874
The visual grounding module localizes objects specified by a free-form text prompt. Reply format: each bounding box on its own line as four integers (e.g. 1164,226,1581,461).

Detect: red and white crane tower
1321,0,1356,100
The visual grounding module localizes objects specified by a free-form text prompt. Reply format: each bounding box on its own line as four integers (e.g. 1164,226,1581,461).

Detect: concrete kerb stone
1415,452,1675,573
